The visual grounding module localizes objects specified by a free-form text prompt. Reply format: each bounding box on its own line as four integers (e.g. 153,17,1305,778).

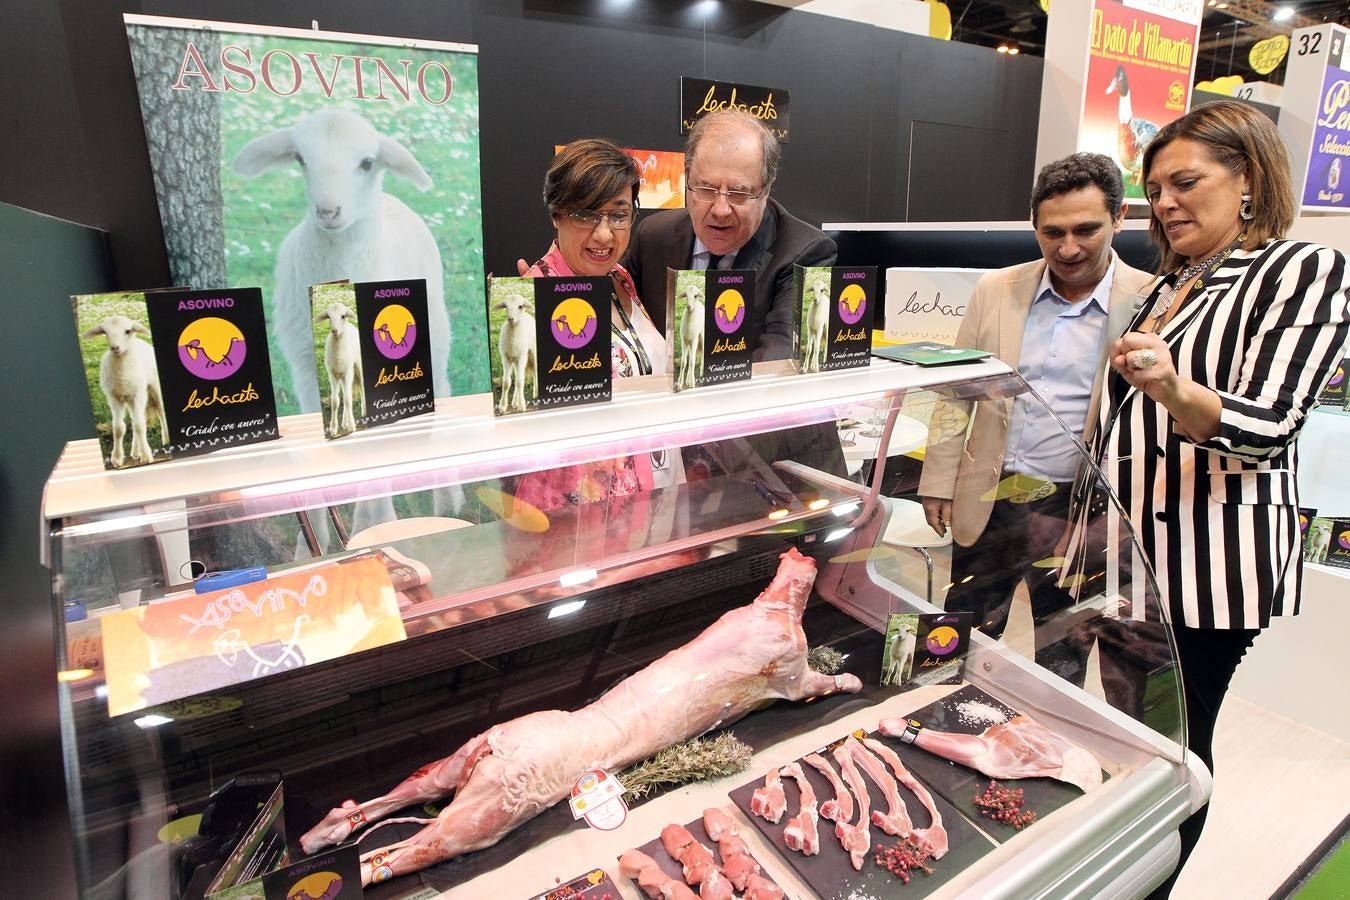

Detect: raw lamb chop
804,752,852,823
718,835,762,892
878,713,1102,792
750,767,787,824
661,824,718,887
863,737,949,859
619,848,696,900
300,548,862,886
778,762,821,855
846,738,912,838
832,739,872,870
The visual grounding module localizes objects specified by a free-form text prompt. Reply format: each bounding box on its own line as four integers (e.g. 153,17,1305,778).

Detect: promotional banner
1302,34,1350,210
309,279,435,438
123,15,487,416
667,268,755,392
795,266,877,373
1079,0,1202,201
883,267,985,345
74,288,280,469
680,76,789,141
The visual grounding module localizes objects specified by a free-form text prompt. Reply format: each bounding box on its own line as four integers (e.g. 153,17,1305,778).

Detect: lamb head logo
551,297,598,350
178,317,246,380
373,304,417,360
287,871,344,900
713,289,746,334
838,284,867,325
926,625,960,656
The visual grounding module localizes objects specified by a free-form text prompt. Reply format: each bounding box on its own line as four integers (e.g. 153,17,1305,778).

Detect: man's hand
921,496,952,538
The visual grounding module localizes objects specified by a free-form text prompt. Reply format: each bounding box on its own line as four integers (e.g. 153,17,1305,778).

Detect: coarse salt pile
954,699,1010,728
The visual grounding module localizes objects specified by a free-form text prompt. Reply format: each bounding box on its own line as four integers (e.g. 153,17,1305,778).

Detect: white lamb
319,302,364,435
84,315,168,467
233,109,450,413
803,280,830,373
677,282,705,391
493,291,536,414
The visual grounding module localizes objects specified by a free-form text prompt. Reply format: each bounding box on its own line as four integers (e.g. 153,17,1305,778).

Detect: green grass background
486,278,537,412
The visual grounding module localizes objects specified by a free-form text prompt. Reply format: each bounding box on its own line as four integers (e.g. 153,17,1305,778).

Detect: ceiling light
1272,6,1295,21
997,44,1009,54
1008,46,1021,55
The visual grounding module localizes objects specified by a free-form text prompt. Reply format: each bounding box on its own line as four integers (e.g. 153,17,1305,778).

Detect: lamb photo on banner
123,15,487,416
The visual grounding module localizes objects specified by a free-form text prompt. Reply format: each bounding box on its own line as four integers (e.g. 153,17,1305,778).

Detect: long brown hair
1142,100,1295,273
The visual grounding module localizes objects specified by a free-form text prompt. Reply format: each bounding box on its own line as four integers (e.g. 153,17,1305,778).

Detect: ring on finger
1128,348,1159,369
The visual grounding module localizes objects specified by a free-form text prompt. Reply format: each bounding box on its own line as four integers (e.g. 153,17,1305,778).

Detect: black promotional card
487,276,611,415
666,268,754,392
679,75,789,141
906,612,974,688
1317,358,1348,406
310,279,435,438
796,266,878,373
147,288,279,456
1323,519,1350,570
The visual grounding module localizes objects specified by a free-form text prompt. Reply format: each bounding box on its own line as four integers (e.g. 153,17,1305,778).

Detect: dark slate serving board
899,685,1106,842
631,813,783,897
729,733,995,899
527,867,623,899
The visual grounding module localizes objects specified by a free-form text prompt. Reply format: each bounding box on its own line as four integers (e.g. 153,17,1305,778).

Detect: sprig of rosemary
807,645,845,675
617,732,753,801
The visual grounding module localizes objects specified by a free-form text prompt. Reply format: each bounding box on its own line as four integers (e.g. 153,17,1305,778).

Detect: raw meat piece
846,738,912,838
717,832,750,860
661,823,697,859
664,884,698,900
695,869,734,900
804,752,852,823
750,767,787,823
879,713,1102,792
778,762,821,855
744,872,785,899
300,548,862,886
702,807,737,841
863,737,949,859
619,847,680,900
831,739,872,870
718,844,761,892
619,848,662,880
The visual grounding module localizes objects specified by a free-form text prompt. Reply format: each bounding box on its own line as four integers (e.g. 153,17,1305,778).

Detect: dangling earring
1240,193,1254,221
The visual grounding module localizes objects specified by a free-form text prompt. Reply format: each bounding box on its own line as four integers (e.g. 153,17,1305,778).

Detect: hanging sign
680,76,789,141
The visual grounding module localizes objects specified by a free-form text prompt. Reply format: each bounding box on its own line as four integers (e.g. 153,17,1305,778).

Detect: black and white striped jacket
1092,239,1349,629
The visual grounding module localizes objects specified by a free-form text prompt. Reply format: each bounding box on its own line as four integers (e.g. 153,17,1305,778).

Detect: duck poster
122,15,486,417
1079,0,1202,202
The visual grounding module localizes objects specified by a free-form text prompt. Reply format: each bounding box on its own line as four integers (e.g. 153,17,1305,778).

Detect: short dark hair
1142,100,1294,272
1030,152,1125,223
543,138,641,214
685,109,781,190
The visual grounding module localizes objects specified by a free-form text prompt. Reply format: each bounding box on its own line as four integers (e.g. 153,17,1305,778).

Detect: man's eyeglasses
687,185,765,207
566,209,634,230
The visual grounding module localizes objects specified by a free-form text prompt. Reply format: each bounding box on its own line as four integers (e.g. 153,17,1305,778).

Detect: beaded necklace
1148,236,1244,328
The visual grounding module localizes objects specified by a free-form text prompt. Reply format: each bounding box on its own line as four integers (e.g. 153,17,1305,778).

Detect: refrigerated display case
43,360,1205,899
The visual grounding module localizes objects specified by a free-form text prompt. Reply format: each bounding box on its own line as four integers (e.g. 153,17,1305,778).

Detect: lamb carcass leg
878,713,1102,792
302,548,862,886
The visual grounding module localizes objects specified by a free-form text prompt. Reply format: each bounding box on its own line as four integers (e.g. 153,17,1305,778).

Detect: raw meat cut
702,807,737,841
846,738,911,838
300,548,862,886
750,767,787,824
831,739,872,870
619,848,661,880
661,824,718,887
744,873,785,899
878,713,1102,792
778,762,821,855
718,840,761,892
804,752,852,823
619,847,695,900
862,737,949,859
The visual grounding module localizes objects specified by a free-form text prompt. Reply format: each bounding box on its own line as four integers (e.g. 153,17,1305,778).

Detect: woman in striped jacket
1101,100,1349,889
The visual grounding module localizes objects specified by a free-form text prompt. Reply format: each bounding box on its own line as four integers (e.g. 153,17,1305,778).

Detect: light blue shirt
1003,262,1115,483
692,237,735,271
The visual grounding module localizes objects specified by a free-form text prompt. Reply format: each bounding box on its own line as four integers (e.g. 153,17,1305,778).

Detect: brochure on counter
73,287,279,470
487,275,612,416
795,266,877,373
666,267,755,392
873,341,992,367
310,278,436,439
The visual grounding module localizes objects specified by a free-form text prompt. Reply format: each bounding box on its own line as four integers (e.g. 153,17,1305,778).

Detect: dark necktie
707,253,723,270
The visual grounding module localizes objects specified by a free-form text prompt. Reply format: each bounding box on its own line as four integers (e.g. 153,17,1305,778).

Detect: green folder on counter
872,342,992,366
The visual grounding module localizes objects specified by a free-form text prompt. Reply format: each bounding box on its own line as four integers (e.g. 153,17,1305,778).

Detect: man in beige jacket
918,153,1153,647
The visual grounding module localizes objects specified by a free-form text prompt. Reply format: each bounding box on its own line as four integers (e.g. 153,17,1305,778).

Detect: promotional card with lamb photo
74,288,279,470
795,266,878,373
309,278,435,439
666,268,755,392
881,612,973,689
1321,519,1350,570
487,276,611,416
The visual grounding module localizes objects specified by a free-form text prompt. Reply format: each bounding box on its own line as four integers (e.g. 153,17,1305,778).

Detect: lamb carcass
301,548,862,886
878,713,1102,792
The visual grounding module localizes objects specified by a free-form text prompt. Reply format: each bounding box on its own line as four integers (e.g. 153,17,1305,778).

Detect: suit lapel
732,200,778,272
1088,256,1148,442
1000,261,1043,366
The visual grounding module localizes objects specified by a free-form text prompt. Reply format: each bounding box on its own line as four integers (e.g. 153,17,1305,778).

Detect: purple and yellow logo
551,297,598,349
1340,529,1350,551
838,283,867,325
373,304,416,360
178,317,246,380
1329,365,1345,387
713,289,746,335
287,871,344,900
926,625,960,656
1300,512,1310,534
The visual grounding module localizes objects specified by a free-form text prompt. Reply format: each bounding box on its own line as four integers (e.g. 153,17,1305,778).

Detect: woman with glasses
525,138,666,379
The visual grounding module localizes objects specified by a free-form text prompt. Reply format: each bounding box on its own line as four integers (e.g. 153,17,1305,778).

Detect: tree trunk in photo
126,26,226,288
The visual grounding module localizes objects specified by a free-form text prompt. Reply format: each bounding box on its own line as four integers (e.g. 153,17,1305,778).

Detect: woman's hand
1111,330,1222,442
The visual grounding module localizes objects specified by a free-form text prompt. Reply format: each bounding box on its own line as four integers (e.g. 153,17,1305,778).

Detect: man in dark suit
625,108,836,361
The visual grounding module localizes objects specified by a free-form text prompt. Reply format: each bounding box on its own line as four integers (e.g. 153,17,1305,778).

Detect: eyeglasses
687,184,765,207
566,209,634,230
